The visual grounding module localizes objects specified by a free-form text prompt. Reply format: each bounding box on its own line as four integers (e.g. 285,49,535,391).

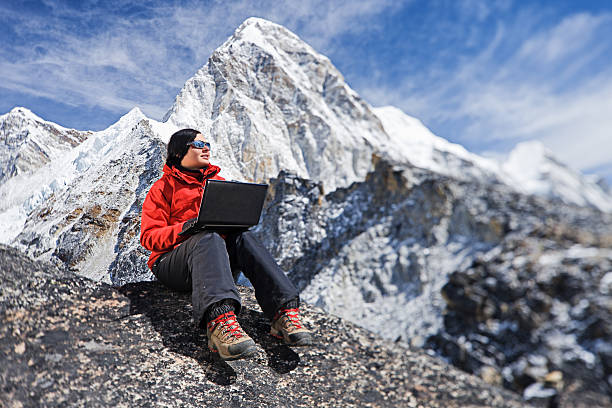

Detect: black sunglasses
187,140,211,150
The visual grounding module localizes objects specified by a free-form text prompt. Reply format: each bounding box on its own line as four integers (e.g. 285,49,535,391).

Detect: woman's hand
178,218,198,236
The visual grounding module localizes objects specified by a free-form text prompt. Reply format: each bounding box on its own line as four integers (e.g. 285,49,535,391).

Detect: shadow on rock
118,281,237,385
238,307,301,374
117,281,301,383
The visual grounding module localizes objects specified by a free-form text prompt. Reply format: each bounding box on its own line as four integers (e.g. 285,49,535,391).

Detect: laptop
183,179,269,234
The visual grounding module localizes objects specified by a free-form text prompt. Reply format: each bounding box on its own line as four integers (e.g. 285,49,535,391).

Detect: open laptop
182,179,269,234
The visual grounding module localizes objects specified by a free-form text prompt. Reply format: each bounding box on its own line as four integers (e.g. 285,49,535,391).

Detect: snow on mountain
502,141,612,212
373,106,506,183
0,17,607,283
0,108,173,246
13,114,168,282
0,107,90,184
374,106,612,212
0,16,608,283
164,17,389,191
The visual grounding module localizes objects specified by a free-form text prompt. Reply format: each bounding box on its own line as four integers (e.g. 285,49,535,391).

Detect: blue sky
1,0,612,182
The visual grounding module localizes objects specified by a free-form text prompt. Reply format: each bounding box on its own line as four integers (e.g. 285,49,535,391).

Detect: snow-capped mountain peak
2,106,76,129
0,107,90,186
5,106,45,123
226,17,343,93
502,140,612,212
163,16,384,190
373,106,505,182
231,17,317,55
504,140,557,185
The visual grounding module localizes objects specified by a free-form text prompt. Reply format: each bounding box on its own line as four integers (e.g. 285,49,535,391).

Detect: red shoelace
208,311,244,339
277,308,303,329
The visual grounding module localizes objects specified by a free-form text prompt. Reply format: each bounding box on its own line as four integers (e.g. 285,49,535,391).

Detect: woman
140,128,311,361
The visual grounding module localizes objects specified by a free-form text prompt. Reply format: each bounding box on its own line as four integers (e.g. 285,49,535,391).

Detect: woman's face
180,133,210,169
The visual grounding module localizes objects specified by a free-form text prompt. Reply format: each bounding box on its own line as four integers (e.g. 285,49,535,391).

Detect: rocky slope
0,244,529,408
429,234,612,404
253,154,612,404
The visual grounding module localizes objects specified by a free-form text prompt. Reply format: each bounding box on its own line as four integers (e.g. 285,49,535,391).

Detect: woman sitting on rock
140,128,312,361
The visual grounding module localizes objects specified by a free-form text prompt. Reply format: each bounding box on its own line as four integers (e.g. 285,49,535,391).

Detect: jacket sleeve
139,179,186,252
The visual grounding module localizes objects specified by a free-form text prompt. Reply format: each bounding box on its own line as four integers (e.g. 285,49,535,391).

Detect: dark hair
166,128,201,167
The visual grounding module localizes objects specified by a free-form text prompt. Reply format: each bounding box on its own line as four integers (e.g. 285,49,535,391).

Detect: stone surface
427,234,612,406
0,244,528,407
253,155,612,405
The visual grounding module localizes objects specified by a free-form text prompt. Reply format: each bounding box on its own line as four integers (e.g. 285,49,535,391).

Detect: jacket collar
163,164,221,185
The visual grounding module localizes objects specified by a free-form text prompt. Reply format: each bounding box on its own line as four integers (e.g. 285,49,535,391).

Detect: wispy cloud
0,0,398,126
1,0,610,179
360,7,612,175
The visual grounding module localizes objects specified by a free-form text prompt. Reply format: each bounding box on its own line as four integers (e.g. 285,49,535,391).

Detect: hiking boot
207,311,257,360
270,307,312,346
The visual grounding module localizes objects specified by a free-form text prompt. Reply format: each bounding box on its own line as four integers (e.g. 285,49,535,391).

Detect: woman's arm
139,180,187,252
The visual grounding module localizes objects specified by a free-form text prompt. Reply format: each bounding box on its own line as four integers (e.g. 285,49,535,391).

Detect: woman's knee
193,231,226,247
237,229,257,243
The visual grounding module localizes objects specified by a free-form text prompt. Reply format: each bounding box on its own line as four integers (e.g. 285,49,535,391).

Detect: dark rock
0,244,527,407
428,231,612,407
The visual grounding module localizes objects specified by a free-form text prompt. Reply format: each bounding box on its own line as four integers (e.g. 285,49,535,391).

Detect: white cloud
0,0,399,124
515,13,605,64
2,1,610,181
361,9,612,176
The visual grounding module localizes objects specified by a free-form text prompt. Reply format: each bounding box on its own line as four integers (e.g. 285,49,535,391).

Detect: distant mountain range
1,17,610,404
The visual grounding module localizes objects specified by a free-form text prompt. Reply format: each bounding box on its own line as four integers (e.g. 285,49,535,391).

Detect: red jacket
140,164,225,270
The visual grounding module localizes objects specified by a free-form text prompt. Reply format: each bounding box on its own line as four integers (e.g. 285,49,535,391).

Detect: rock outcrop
428,235,612,406
0,244,529,407
255,156,612,405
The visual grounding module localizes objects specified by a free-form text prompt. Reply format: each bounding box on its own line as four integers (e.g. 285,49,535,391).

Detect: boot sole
209,341,258,361
270,331,313,346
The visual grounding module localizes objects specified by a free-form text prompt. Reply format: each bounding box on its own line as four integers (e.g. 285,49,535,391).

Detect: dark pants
152,230,299,327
